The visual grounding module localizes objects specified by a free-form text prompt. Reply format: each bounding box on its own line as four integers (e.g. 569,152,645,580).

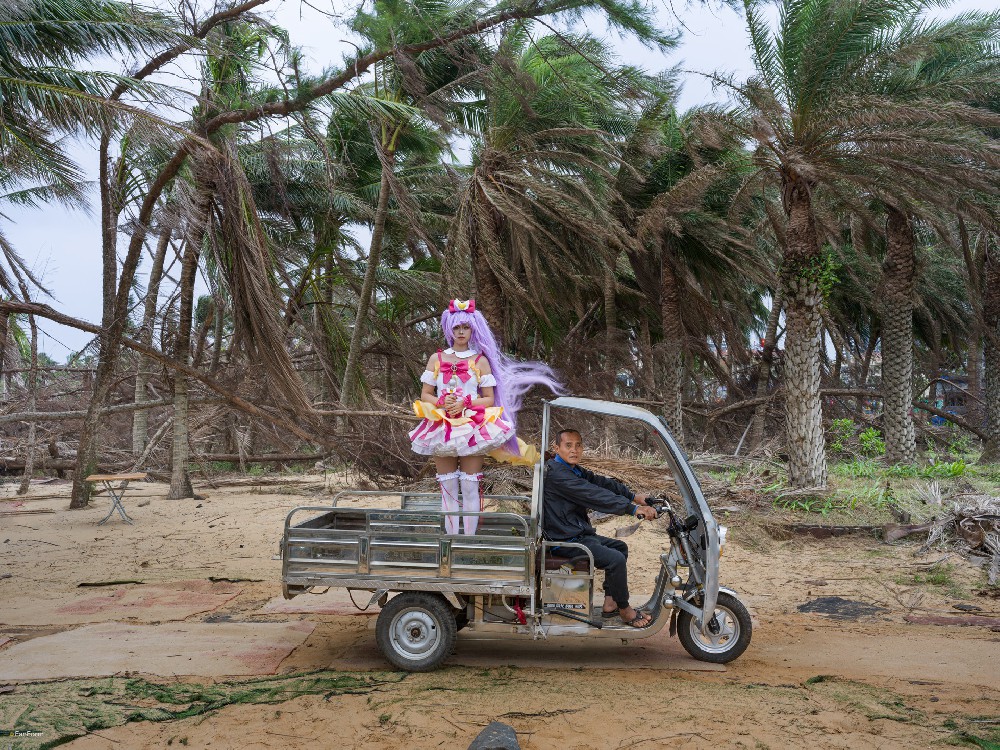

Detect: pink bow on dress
440,360,472,384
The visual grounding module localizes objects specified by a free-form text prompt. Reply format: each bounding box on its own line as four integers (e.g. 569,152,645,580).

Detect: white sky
3,0,992,361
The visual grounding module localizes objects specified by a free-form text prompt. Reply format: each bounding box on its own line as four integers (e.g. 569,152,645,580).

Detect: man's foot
601,596,618,618
620,607,652,628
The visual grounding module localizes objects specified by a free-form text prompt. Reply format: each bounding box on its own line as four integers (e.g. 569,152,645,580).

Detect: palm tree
449,30,659,337
337,0,491,405
0,0,177,184
868,12,1000,463
0,0,183,505
726,0,1000,486
626,104,767,443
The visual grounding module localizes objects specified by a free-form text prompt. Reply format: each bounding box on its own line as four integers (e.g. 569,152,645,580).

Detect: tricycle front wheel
677,591,752,664
375,592,457,672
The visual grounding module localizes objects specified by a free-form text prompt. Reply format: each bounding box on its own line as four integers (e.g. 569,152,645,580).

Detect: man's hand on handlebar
635,505,658,521
634,493,650,506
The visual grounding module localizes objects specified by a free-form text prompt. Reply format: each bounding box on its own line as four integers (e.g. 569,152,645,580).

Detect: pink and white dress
409,351,514,457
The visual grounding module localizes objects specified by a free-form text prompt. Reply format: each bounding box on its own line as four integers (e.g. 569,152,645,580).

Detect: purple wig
441,304,563,455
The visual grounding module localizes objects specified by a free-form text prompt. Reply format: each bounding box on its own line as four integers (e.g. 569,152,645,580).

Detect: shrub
828,418,855,453
859,427,886,456
831,459,880,479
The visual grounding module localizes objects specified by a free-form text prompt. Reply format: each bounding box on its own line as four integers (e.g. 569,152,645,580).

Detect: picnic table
85,473,148,525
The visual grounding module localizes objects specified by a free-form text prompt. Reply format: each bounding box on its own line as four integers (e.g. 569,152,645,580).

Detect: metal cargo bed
281,491,536,599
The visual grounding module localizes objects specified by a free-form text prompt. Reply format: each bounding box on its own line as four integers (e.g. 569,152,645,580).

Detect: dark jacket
542,458,637,541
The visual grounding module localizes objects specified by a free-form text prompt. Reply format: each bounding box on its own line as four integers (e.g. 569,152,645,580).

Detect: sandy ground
1,473,999,749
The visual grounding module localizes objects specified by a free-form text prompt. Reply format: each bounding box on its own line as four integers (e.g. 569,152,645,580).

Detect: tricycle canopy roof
546,396,666,421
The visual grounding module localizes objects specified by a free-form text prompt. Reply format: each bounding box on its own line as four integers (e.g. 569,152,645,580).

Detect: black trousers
576,534,630,608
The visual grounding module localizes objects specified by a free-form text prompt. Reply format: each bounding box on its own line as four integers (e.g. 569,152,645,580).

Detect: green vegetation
894,563,963,597
858,428,886,457
831,459,973,481
826,420,887,458
0,672,404,749
943,718,1000,749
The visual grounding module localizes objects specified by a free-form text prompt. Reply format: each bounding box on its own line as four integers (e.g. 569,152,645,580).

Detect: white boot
460,472,484,535
437,471,461,535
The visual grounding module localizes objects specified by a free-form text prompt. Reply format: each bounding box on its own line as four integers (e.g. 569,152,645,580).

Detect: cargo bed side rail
330,489,532,513
282,505,534,599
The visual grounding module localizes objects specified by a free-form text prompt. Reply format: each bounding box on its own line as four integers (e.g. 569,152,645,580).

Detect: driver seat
540,549,591,572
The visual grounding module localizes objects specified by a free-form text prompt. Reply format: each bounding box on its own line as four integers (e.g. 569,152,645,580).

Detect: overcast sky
3,0,992,361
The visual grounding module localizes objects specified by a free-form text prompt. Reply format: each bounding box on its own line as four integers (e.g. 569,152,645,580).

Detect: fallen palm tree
921,495,1000,584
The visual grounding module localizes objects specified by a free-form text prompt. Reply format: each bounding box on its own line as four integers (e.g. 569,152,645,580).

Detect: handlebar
646,498,699,534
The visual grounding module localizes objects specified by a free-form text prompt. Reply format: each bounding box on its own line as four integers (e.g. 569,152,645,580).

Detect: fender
685,585,742,603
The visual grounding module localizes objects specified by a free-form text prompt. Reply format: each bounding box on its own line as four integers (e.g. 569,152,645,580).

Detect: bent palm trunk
341,152,393,406
133,225,171,456
168,236,201,500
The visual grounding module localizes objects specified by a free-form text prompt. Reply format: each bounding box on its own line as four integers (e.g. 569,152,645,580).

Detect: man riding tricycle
280,396,752,671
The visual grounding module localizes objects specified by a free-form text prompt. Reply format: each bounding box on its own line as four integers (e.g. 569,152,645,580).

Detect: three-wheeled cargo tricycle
280,396,752,671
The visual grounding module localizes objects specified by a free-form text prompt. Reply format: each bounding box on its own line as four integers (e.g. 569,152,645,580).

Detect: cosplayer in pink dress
409,299,561,535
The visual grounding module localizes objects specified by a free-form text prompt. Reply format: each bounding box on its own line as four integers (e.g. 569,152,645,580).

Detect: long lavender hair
441,303,563,455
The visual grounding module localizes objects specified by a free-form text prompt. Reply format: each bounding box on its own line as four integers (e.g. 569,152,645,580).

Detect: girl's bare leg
434,457,459,474
458,455,485,535
434,456,460,534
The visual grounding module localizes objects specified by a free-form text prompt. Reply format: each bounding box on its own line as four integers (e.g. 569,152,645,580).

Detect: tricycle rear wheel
677,591,752,663
375,592,457,671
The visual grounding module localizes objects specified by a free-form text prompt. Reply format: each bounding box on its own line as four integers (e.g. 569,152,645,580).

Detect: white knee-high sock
459,472,484,535
437,471,461,535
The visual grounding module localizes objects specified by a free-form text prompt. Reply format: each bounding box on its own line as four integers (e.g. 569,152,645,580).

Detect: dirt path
1,478,998,749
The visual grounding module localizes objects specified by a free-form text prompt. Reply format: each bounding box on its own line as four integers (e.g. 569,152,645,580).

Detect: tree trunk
750,286,783,448
471,243,504,325
132,225,172,456
168,236,201,500
0,312,8,401
659,246,684,443
16,308,38,494
857,325,879,429
639,317,655,396
967,334,982,426
959,216,985,428
341,150,394,406
604,257,618,337
780,181,827,488
70,131,120,508
879,207,917,463
210,294,225,373
604,255,620,447
981,238,1000,462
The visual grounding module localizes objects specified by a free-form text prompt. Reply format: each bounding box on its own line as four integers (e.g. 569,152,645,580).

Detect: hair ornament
448,299,476,313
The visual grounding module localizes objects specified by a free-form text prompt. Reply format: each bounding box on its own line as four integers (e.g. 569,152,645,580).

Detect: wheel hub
692,606,739,653
389,608,441,659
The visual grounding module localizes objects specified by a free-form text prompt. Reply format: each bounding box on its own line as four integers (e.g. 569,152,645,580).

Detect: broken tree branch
0,397,222,424
0,301,326,446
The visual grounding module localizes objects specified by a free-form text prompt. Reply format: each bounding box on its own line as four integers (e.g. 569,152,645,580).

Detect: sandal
621,610,653,628
600,607,620,619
